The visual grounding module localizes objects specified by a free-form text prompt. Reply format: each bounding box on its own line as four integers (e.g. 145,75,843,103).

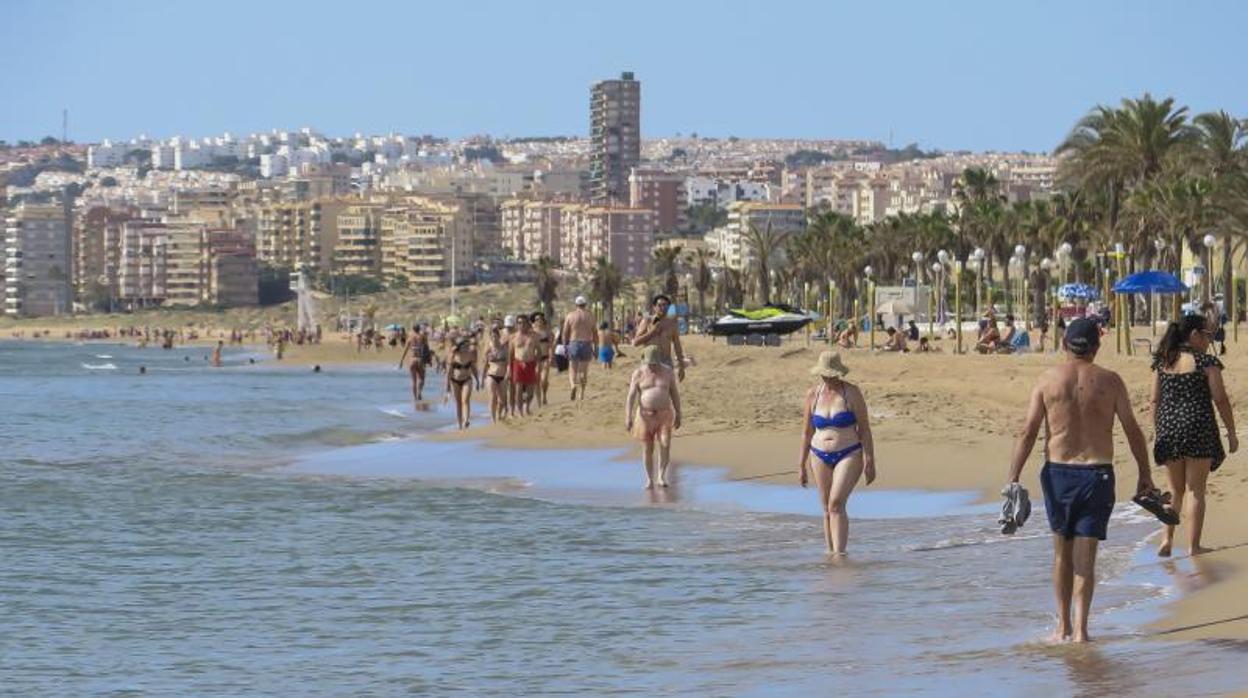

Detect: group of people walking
803,312,1236,643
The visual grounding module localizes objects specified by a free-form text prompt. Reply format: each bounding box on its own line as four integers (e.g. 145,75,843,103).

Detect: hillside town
1,71,1057,318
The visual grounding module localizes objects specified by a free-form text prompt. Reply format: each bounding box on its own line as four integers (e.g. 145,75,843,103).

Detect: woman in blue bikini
799,351,876,554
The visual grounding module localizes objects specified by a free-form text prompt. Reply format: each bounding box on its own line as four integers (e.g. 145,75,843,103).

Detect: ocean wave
81,362,118,370
94,354,114,359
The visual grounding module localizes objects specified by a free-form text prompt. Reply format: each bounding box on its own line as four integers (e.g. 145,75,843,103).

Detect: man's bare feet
644,479,654,490
1072,631,1091,643
1191,545,1214,555
1158,540,1172,557
570,387,577,401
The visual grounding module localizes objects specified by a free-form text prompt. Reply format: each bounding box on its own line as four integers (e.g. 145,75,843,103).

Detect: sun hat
640,345,661,365
503,314,516,328
809,350,850,379
575,295,588,306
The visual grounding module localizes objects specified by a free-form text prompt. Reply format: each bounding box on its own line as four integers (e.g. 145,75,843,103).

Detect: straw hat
809,350,850,379
640,345,661,365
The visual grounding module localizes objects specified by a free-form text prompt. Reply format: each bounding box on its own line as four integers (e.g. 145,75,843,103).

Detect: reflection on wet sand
1161,554,1229,595
1053,644,1145,698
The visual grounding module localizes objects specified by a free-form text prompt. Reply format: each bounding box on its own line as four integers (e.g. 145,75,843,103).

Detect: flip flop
1132,489,1180,526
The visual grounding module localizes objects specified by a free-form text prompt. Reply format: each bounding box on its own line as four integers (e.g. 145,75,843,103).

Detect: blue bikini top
811,384,857,430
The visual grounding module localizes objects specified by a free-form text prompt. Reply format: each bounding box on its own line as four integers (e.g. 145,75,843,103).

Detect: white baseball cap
575,295,588,306
503,314,516,328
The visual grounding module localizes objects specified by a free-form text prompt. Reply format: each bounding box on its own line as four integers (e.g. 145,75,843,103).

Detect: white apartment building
3,203,73,317
685,176,771,208
716,201,806,272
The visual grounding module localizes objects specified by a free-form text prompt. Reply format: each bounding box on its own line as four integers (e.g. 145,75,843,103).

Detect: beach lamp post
1014,244,1029,330
864,265,875,349
1153,238,1167,326
1040,257,1056,351
971,247,985,318
711,270,721,316
1008,254,1022,317
1203,233,1217,305
936,249,950,322
911,251,924,325
930,261,942,340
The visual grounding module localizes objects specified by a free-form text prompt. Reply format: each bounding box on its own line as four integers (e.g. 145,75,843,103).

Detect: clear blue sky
3,0,1245,152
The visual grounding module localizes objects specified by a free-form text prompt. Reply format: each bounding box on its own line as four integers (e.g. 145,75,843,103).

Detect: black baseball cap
1065,317,1100,356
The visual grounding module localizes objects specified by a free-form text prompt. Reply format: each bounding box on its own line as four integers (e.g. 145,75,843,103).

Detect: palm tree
652,245,683,298
743,218,792,305
534,256,559,320
589,257,622,324
1191,111,1248,300
685,247,714,317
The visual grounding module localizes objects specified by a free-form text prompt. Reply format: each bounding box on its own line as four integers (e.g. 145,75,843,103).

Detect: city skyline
4,0,1247,152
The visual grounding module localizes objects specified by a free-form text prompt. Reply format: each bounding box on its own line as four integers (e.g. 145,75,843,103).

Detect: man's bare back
1033,361,1128,465
563,308,596,343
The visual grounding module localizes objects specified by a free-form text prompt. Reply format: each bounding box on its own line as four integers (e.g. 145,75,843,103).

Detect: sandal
1132,489,1180,526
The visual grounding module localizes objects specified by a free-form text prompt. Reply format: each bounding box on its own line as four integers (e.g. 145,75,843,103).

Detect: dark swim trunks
1040,462,1115,540
568,340,594,362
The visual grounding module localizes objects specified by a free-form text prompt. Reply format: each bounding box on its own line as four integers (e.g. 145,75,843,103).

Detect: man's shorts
1040,462,1115,540
568,340,594,362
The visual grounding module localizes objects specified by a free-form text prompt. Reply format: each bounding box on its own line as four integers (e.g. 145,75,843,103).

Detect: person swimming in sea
798,351,876,555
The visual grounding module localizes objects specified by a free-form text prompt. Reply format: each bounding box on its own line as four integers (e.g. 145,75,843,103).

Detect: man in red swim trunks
625,345,682,488
508,313,541,416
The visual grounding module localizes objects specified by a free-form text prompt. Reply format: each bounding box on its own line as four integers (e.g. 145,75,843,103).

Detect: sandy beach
7,322,1247,645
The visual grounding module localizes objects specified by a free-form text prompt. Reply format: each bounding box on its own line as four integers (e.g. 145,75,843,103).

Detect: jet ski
708,303,817,336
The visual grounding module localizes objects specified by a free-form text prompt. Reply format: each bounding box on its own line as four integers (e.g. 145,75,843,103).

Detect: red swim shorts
511,359,539,386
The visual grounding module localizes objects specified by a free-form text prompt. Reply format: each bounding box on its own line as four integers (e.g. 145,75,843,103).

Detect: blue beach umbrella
1112,270,1188,295
1057,283,1100,301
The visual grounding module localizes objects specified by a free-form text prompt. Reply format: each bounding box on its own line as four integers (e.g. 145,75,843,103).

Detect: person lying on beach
1006,318,1154,643
625,345,682,489
798,351,875,554
632,294,685,382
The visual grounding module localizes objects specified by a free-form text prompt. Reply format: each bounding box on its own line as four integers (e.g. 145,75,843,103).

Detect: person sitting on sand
881,327,906,352
1151,314,1238,557
917,337,934,353
398,324,429,405
1006,318,1155,643
836,321,859,349
798,351,876,555
625,345,682,489
907,320,920,343
508,314,541,416
445,335,478,430
1001,315,1018,345
976,319,1002,354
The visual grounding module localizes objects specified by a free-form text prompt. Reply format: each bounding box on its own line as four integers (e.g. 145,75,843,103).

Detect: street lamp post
930,260,942,341
864,265,874,349
972,247,985,319
1153,238,1166,332
1203,233,1217,305
1015,244,1028,330
1040,257,1054,352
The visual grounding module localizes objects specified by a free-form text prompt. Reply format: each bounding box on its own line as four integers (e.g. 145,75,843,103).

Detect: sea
2,341,1245,696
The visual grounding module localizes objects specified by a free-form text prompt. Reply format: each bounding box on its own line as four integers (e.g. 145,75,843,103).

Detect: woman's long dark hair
1154,314,1207,368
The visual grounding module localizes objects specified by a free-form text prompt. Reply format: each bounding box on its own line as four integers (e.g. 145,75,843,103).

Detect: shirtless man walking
626,345,682,488
561,296,599,401
632,294,685,382
508,314,541,416
1007,318,1155,643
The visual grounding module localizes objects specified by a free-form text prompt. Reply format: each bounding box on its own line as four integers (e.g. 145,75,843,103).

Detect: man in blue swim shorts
1005,318,1154,644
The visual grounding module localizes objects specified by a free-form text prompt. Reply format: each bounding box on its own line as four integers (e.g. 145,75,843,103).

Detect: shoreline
7,330,1248,642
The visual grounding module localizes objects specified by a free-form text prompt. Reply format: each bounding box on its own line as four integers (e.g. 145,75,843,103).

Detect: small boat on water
707,303,818,337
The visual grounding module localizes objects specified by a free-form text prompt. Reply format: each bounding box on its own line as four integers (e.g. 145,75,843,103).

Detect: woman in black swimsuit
483,326,510,423
1151,314,1238,556
445,334,479,430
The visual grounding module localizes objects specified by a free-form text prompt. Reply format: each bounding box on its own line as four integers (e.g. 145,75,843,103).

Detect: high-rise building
4,202,73,317
589,71,641,205
629,168,687,234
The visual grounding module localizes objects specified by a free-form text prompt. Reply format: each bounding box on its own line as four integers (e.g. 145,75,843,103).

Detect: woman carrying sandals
1151,314,1238,556
798,351,876,555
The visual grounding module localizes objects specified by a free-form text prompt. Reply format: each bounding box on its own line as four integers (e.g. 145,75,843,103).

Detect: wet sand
8,326,1248,643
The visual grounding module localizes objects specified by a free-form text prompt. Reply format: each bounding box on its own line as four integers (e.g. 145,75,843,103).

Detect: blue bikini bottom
810,442,863,469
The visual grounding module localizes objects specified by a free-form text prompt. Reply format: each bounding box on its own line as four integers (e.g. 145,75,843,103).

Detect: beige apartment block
117,220,169,307
628,168,686,233
4,202,72,317
720,201,806,271
561,206,655,277
74,205,136,304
